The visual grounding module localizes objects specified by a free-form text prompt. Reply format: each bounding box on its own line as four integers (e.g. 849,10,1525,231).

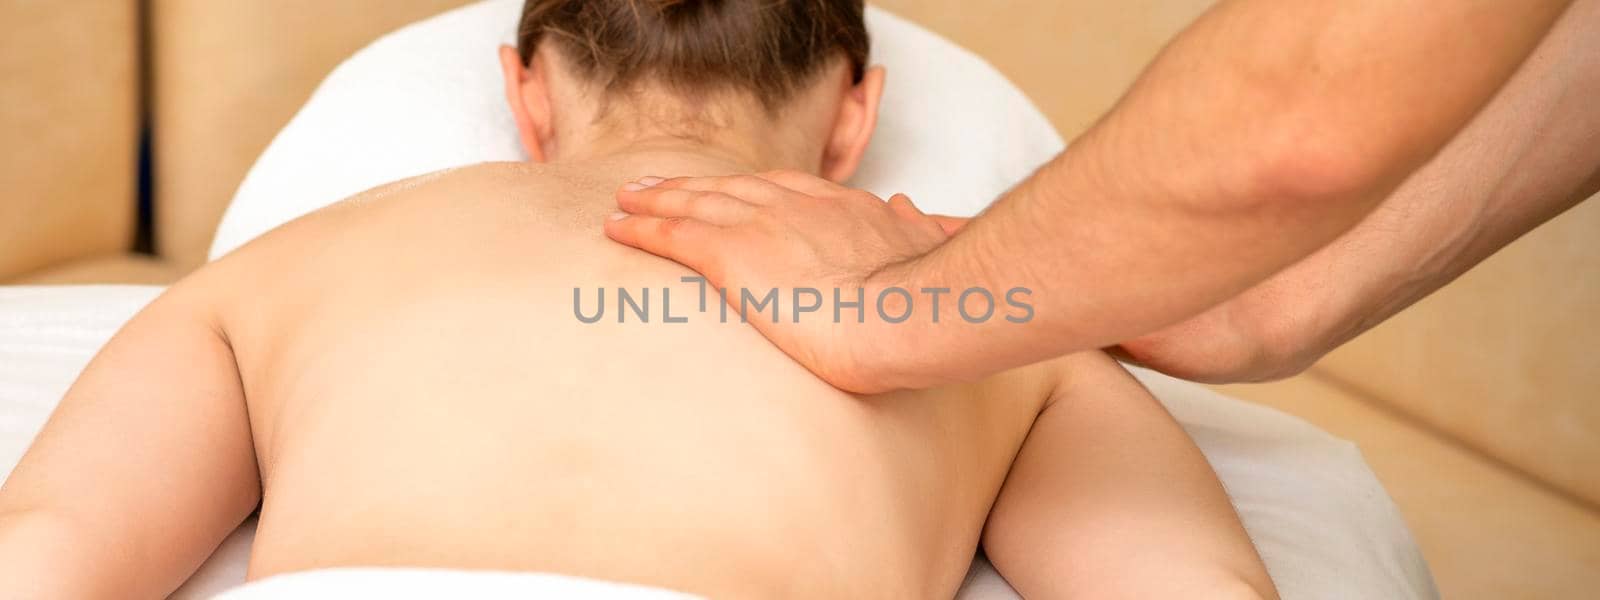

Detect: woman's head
499,0,885,180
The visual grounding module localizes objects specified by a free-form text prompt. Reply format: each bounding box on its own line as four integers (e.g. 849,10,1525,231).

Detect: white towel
212,568,702,600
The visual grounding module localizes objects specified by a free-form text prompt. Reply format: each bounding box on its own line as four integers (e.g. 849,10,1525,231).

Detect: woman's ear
499,45,554,162
820,65,887,183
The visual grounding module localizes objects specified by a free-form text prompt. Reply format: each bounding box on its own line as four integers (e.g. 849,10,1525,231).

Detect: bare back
209,162,1056,598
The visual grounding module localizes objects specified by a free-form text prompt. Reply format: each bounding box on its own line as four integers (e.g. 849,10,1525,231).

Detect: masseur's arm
609,0,1573,393
1118,0,1600,382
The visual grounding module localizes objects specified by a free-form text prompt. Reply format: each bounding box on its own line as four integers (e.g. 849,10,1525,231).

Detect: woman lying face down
0,1,1275,598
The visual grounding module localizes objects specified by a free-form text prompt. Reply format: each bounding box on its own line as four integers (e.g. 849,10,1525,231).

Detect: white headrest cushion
209,1,1064,259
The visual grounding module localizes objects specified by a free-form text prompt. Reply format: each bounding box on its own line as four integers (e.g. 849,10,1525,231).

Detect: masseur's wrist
860,238,1014,391
854,255,943,392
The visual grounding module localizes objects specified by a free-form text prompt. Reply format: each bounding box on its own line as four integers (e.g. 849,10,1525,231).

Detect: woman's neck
578,146,767,180
552,113,819,177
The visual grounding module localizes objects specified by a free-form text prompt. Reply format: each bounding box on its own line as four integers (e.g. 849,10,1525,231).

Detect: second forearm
871,0,1574,386
1255,0,1600,363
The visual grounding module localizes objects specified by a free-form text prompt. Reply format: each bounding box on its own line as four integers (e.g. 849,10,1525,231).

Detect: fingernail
637,176,665,187
621,182,647,192
608,212,629,221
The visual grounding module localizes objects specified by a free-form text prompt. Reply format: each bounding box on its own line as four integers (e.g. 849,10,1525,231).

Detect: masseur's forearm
879,0,1573,384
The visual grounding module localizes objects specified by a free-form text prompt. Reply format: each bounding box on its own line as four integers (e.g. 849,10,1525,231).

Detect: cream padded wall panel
0,0,138,280
149,0,474,271
872,0,1215,138
1317,196,1600,506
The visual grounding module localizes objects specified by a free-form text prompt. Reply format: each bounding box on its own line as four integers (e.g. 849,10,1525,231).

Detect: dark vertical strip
132,0,156,255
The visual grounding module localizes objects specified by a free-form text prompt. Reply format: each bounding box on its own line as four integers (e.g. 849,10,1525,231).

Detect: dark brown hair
517,0,869,108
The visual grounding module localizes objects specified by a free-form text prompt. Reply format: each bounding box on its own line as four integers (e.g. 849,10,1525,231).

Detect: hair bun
519,0,869,105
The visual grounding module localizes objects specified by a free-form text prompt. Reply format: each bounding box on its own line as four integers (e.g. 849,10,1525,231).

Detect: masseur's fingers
604,171,956,394
648,173,799,206
603,213,722,277
616,186,754,226
757,169,852,198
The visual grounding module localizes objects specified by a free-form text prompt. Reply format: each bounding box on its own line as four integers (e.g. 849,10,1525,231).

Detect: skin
0,42,1275,599
605,0,1577,393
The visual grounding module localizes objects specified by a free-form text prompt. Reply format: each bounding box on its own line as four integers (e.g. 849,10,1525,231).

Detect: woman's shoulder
350,161,554,204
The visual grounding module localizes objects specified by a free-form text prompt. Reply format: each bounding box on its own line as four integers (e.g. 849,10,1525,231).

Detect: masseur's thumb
604,213,721,278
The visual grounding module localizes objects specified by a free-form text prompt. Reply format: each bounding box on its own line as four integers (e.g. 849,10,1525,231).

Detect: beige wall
148,0,475,271
0,1,140,280
873,0,1215,138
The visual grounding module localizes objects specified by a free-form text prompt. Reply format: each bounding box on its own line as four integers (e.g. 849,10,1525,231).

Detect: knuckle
749,206,782,224
759,169,801,185
722,175,760,192
652,192,681,212
656,216,696,238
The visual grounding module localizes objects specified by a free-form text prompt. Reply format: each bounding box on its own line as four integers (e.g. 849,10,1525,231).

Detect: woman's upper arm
983,352,1276,599
0,281,261,598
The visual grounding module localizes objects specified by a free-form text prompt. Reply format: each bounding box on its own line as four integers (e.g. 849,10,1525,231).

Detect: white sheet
215,568,702,600
0,286,1437,599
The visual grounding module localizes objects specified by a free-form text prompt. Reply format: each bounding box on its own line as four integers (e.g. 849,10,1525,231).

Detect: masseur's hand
605,171,960,393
